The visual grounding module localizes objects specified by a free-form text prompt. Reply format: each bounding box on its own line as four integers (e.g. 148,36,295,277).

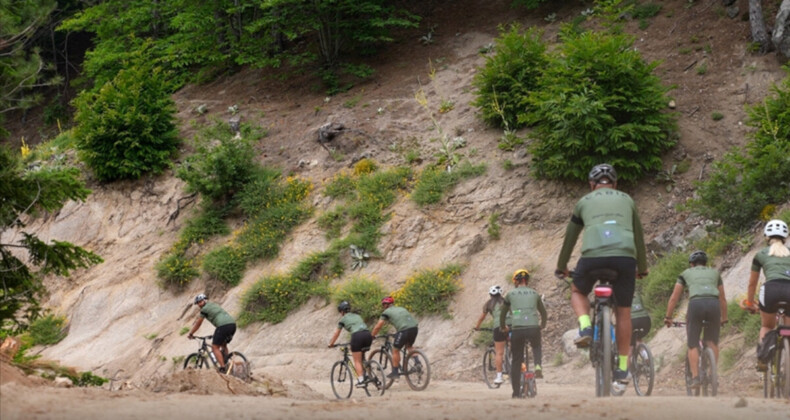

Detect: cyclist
371,296,419,379
499,269,547,398
740,219,790,371
664,250,728,388
187,294,236,372
555,163,649,386
473,285,507,385
328,301,374,387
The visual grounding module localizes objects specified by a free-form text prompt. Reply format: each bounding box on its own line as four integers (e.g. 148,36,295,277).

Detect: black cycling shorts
686,297,720,348
213,323,236,346
759,279,790,313
631,316,651,345
492,326,507,343
393,327,418,349
350,330,373,352
572,256,637,307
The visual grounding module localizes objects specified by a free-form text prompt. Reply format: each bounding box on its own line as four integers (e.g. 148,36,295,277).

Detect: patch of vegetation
488,213,501,240
719,346,741,372
711,111,724,121
723,300,761,345
392,263,463,317
632,3,662,19
238,274,327,326
332,276,387,323
411,162,487,206
28,314,68,346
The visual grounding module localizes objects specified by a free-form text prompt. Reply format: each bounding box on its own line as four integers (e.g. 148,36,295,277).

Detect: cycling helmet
381,296,394,305
194,293,207,305
489,285,503,296
337,301,351,313
588,163,617,184
688,250,707,265
513,269,530,283
764,219,789,239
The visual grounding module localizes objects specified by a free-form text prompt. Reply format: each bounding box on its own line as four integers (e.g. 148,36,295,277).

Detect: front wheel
482,347,499,388
404,349,431,391
183,353,209,369
632,343,654,396
369,349,395,389
363,360,386,397
701,347,717,397
330,361,353,399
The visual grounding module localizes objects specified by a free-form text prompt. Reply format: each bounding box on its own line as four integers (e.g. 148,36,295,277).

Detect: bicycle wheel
632,343,654,396
503,342,512,376
369,349,395,389
226,351,250,381
363,360,386,397
482,347,499,388
683,356,697,396
330,361,353,399
526,374,537,398
183,353,209,369
600,307,613,397
404,349,431,391
701,347,717,397
781,337,789,399
764,360,771,398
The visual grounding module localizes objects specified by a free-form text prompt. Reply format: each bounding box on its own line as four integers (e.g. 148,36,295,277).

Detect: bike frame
673,321,717,396
765,304,790,399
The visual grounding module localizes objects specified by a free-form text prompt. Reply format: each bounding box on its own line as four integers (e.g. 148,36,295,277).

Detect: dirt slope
2,0,790,415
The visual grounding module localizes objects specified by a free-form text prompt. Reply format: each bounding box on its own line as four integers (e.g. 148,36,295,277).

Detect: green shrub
317,208,348,239
632,3,662,19
488,213,501,240
324,171,357,199
203,245,246,286
392,264,463,317
73,66,178,182
641,250,689,324
29,314,67,346
332,276,387,322
155,253,200,287
527,28,676,182
238,274,327,326
472,25,547,129
411,162,487,206
723,300,762,346
182,205,230,245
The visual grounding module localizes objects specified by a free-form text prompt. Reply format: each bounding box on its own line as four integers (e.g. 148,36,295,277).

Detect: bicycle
369,334,431,391
672,321,717,396
183,335,250,381
516,343,537,398
478,327,512,389
754,300,790,399
629,332,655,396
329,343,386,399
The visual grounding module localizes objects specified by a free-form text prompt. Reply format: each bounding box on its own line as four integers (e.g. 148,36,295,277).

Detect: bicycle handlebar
190,335,214,340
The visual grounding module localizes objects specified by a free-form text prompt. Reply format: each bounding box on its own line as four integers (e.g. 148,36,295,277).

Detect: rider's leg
509,329,527,397
614,306,632,372
494,340,505,373
571,284,592,330
351,351,365,379
391,346,401,372
759,310,776,341
211,344,226,368
687,346,700,378
705,340,719,363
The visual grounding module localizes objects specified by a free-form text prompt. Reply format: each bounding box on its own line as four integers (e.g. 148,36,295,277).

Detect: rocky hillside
4,0,788,395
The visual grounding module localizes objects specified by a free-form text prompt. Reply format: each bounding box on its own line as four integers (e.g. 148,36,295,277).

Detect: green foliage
324,172,358,199
711,112,724,121
73,65,179,182
317,208,348,239
488,213,501,240
641,250,689,324
68,371,108,387
238,273,328,326
156,254,200,287
511,0,550,9
411,162,487,206
0,146,101,331
332,276,387,322
688,66,790,230
472,25,547,129
632,3,662,19
723,301,761,345
28,314,68,345
202,246,246,286
392,264,463,317
527,29,677,182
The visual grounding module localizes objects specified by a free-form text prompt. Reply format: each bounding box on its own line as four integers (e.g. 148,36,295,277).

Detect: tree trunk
773,0,790,59
749,0,772,53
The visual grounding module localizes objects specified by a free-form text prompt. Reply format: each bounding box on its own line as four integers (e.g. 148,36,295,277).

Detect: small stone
734,397,747,408
668,100,676,109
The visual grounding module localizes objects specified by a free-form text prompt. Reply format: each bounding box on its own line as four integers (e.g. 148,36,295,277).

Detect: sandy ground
3,376,790,420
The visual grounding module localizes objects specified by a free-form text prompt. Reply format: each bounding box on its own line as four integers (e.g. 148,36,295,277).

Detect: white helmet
489,285,503,296
194,293,207,305
764,219,789,239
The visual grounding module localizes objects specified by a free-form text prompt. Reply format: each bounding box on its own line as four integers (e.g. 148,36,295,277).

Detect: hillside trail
2,0,790,417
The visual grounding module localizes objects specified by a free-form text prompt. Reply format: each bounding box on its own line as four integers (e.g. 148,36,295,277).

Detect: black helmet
688,250,707,265
588,163,617,183
337,301,351,312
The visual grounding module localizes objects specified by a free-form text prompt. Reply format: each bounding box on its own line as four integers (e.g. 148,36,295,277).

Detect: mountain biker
473,285,507,385
739,219,790,371
555,163,649,386
328,301,374,387
499,269,547,398
371,296,419,379
664,250,728,388
187,294,236,372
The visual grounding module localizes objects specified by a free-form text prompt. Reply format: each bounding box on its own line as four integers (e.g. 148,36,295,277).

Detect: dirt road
3,376,789,420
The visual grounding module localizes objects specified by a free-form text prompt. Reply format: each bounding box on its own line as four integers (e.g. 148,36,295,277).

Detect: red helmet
381,296,394,305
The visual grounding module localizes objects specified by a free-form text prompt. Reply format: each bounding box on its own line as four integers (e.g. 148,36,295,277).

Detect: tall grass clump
392,264,463,317
237,274,319,326
411,162,487,206
527,28,676,182
332,276,387,322
688,66,790,231
641,250,691,324
28,314,68,346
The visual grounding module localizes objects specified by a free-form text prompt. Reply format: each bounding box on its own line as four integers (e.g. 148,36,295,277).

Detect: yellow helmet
513,269,530,283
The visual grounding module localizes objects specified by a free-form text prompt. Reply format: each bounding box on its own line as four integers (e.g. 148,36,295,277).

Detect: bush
156,253,200,287
332,276,387,322
411,162,487,206
641,250,690,324
688,66,790,230
527,28,677,182
472,25,547,129
29,314,67,346
324,171,357,199
724,300,762,345
203,245,247,286
238,274,328,326
392,264,463,317
73,66,179,182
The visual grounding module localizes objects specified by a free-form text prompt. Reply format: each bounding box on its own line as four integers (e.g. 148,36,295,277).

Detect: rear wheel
482,347,499,388
369,349,395,389
183,353,209,370
632,343,654,396
363,360,386,397
226,351,250,381
526,374,537,398
600,308,613,397
701,347,717,397
404,349,431,391
780,338,789,399
330,361,353,399
684,356,698,396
